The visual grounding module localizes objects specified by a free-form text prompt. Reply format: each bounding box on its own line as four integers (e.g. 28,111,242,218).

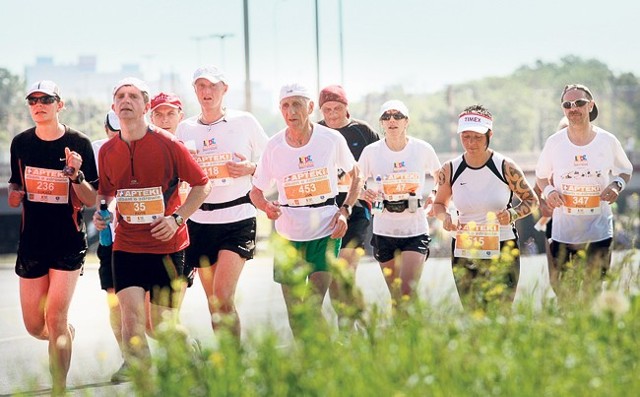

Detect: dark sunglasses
27,95,58,106
380,112,407,121
561,99,590,109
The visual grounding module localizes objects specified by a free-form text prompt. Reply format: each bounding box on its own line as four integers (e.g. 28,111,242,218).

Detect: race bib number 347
116,186,165,224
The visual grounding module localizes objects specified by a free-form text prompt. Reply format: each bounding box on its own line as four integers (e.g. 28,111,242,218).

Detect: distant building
25,56,144,103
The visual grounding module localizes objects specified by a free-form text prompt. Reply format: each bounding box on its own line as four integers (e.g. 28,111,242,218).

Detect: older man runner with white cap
175,66,268,338
250,83,361,338
93,77,211,381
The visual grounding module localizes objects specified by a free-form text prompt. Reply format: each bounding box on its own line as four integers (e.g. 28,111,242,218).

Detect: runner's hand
150,216,179,241
227,152,256,178
92,210,109,231
65,147,83,180
601,184,620,204
330,209,348,239
8,188,25,207
265,201,282,220
442,213,457,232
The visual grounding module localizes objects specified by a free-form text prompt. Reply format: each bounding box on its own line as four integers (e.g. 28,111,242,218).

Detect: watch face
173,214,184,226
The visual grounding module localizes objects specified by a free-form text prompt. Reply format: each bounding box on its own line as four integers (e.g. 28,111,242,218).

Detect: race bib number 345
454,222,500,259
116,186,165,224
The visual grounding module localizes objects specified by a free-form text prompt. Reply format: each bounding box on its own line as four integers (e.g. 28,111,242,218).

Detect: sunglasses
561,99,590,109
27,95,58,106
380,112,407,121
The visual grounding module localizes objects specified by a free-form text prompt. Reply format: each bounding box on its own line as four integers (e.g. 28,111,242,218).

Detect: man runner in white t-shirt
250,83,361,338
536,84,632,296
176,66,268,338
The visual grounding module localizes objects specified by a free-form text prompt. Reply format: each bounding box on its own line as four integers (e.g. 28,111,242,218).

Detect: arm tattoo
437,166,447,186
505,161,538,218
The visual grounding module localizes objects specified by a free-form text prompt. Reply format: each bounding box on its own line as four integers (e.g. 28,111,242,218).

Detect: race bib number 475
116,187,165,224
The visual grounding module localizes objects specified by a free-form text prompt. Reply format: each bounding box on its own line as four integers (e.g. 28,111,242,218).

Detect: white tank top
450,151,516,241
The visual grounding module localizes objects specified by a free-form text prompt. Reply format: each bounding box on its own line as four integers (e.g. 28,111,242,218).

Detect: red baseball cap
150,92,183,111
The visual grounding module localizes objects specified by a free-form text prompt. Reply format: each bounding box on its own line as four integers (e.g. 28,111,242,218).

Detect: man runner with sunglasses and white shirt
535,84,632,296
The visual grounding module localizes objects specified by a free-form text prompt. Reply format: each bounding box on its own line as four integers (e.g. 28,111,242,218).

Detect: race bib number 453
116,187,165,224
24,166,69,204
283,167,332,206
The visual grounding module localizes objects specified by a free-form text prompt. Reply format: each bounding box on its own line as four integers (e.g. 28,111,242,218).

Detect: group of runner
8,73,633,393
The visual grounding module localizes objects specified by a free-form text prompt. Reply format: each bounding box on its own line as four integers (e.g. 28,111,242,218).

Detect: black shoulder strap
451,157,467,185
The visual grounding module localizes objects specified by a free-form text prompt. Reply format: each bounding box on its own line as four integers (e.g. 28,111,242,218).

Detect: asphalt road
1,251,636,396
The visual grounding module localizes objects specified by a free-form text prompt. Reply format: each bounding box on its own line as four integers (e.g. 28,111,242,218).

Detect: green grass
128,250,640,397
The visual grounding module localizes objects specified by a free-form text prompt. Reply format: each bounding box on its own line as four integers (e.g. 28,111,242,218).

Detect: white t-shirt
358,137,441,237
176,109,268,224
535,126,633,244
252,123,357,241
450,151,516,241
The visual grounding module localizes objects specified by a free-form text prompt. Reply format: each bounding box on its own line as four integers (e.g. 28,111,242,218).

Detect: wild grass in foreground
128,254,640,397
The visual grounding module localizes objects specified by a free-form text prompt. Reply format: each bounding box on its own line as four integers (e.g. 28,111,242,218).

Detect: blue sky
1,0,638,105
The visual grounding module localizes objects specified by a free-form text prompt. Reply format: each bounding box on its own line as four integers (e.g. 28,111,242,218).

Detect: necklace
198,111,226,132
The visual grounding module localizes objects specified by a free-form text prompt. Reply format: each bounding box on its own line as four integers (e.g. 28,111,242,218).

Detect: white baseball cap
457,112,493,134
192,65,227,85
113,77,150,98
279,83,312,102
105,110,121,131
379,100,409,118
25,80,60,99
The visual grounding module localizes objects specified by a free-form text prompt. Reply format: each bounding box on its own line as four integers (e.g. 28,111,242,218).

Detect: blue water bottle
99,199,113,246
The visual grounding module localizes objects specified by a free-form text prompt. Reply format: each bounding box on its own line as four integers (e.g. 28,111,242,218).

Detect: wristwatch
171,213,185,226
341,204,352,217
612,180,624,191
71,170,85,184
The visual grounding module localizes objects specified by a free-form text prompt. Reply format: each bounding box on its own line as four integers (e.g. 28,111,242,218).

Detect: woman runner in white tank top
433,104,538,310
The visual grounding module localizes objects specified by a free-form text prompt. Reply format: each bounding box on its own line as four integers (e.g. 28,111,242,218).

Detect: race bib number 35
116,186,165,224
454,222,500,259
283,167,332,206
24,166,69,204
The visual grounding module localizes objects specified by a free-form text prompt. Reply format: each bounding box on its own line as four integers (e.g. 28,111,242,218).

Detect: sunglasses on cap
561,99,590,109
27,95,58,106
380,112,407,121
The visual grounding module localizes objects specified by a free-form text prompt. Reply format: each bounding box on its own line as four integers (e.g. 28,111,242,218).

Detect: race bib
283,167,332,206
337,169,352,193
381,172,420,201
561,183,601,215
116,186,165,224
195,153,234,186
24,166,69,204
454,222,500,259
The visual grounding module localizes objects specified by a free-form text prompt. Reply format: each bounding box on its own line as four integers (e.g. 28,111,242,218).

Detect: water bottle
99,199,113,246
408,192,418,213
372,175,384,215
